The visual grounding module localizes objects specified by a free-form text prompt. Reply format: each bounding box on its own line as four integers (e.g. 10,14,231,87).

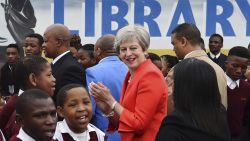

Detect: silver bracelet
111,101,117,110
103,111,114,117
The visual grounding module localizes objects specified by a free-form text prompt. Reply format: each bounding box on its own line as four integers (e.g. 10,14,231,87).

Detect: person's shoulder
8,135,21,141
88,123,105,134
85,64,102,74
0,63,8,70
88,123,106,139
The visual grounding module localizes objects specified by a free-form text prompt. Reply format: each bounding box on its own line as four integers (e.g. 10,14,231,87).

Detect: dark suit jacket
52,52,85,102
0,63,19,96
208,53,227,71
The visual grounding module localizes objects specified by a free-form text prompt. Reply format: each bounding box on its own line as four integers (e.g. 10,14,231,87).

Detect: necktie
212,57,218,64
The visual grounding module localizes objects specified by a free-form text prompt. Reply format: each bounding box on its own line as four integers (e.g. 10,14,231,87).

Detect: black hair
173,58,226,138
14,55,48,90
171,23,201,45
160,55,179,68
6,43,20,53
209,33,223,44
26,33,44,47
70,34,82,49
16,89,51,115
81,44,95,51
57,84,88,107
228,46,250,60
148,52,161,61
78,44,95,59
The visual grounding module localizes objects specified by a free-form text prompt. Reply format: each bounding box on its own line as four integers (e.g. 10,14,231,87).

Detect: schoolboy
9,89,57,141
225,46,250,140
53,84,106,141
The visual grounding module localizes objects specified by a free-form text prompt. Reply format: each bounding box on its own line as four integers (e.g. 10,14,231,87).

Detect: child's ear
16,113,24,127
57,106,65,118
29,73,37,87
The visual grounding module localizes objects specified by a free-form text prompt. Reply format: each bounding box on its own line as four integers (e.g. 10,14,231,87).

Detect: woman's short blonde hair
114,25,150,53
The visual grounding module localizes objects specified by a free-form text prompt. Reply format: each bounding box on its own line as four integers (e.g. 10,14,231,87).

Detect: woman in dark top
156,58,230,141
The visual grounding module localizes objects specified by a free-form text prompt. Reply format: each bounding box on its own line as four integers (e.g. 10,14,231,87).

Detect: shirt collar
225,74,240,89
8,65,12,71
209,52,221,59
184,50,202,59
52,51,70,65
58,119,90,141
0,130,6,141
17,128,36,141
18,89,24,96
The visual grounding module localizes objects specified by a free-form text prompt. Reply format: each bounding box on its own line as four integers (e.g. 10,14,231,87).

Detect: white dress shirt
226,74,239,90
17,128,36,141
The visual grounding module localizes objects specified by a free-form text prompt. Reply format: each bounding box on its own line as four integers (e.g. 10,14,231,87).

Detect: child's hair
16,89,51,115
78,44,95,59
148,52,161,61
57,84,88,107
161,55,179,68
228,46,250,59
14,55,48,90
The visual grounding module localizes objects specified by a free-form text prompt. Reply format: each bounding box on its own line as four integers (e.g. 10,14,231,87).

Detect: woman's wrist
103,101,118,117
108,99,116,109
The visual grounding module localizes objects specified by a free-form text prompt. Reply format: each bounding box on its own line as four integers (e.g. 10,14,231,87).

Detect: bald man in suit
42,24,85,103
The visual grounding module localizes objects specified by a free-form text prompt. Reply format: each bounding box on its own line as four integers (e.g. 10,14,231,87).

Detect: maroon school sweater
9,136,57,141
0,95,19,140
227,80,250,137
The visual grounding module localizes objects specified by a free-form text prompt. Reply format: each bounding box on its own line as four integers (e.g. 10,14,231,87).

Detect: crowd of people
0,23,249,141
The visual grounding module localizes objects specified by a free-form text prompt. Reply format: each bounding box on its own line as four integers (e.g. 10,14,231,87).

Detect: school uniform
53,120,106,141
0,129,6,141
0,63,19,96
8,128,35,141
226,75,250,140
0,90,23,140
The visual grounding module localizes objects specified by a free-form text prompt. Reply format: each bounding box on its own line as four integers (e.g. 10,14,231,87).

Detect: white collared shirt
18,89,24,96
53,119,105,141
52,51,70,65
0,129,6,141
17,128,36,141
209,52,221,59
226,74,239,90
